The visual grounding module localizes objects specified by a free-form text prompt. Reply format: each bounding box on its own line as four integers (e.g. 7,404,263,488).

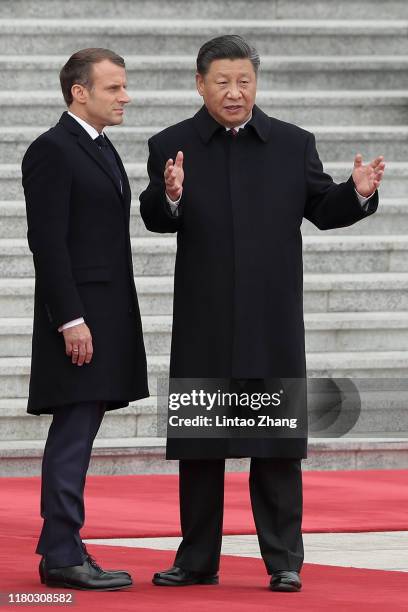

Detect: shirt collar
225,114,252,132
67,111,102,140
193,104,271,144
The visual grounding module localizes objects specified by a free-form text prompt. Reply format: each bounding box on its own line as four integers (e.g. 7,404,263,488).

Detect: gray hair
196,35,260,76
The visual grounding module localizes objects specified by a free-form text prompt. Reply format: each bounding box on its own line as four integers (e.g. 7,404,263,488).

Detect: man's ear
195,72,204,97
71,84,89,105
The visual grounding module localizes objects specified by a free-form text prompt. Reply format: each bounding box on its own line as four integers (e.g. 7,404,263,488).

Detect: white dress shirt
67,111,101,140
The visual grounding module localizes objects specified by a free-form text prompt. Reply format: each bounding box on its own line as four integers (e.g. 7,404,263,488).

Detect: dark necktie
95,134,123,194
229,127,238,137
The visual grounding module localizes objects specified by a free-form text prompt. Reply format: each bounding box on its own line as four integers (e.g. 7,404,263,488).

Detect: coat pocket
72,265,111,284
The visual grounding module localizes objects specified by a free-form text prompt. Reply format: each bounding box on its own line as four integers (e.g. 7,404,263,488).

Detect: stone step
2,351,408,401
146,269,408,315
301,199,408,236
2,383,408,442
0,19,407,56
1,0,407,20
0,315,172,357
305,351,408,377
0,355,166,400
1,272,408,316
304,312,408,352
2,311,408,357
0,276,177,317
2,235,408,277
0,396,158,441
1,125,406,165
1,436,407,476
1,90,407,127
2,160,407,200
303,126,408,163
3,55,408,91
1,198,407,239
323,162,408,198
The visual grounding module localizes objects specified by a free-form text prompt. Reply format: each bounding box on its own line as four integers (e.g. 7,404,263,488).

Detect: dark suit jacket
22,111,148,414
140,104,378,460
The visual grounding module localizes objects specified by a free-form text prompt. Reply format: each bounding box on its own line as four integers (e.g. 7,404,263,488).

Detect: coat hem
27,389,150,415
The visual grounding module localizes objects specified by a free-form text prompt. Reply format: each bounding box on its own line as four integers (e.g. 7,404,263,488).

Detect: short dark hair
196,35,260,76
59,48,125,106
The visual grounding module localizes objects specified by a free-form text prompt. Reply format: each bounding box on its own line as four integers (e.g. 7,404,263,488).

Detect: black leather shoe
39,550,131,585
39,557,132,591
270,571,302,592
152,566,219,586
81,544,131,577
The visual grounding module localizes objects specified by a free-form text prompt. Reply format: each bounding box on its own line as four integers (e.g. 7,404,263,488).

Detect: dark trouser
174,457,303,575
36,401,105,569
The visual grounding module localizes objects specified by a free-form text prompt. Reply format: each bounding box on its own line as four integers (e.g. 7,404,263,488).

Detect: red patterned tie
230,127,238,137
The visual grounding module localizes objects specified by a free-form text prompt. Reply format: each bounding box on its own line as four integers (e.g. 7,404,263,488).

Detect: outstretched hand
352,154,385,198
164,150,184,202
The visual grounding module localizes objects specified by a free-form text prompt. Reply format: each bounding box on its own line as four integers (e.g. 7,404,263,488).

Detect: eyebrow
214,73,251,78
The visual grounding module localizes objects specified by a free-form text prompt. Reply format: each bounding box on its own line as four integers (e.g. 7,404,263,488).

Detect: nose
226,85,241,100
119,88,131,104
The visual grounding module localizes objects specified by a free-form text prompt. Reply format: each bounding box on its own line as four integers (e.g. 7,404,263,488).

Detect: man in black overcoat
140,36,385,591
22,48,148,590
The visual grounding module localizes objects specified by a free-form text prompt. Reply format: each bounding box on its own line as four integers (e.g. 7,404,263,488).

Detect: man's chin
220,112,248,127
107,116,124,127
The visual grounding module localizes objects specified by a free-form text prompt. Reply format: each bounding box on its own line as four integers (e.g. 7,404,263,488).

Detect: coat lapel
193,104,272,144
104,133,131,206
58,112,124,199
77,132,124,199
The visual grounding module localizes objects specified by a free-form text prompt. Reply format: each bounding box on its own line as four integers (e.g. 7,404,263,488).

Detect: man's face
72,59,130,131
196,58,257,128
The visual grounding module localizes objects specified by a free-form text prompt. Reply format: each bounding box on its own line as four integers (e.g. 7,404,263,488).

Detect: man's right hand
164,150,184,202
63,323,93,366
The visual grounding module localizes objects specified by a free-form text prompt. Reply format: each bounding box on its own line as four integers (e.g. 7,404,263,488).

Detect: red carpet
0,537,407,611
1,470,407,539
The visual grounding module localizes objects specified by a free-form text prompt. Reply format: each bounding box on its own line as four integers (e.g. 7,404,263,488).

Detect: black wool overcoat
140,104,378,459
22,112,149,415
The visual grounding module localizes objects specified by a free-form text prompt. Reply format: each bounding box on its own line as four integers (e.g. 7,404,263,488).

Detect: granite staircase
0,0,407,474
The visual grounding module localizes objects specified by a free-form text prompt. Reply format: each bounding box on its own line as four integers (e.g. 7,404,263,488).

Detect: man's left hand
352,154,385,197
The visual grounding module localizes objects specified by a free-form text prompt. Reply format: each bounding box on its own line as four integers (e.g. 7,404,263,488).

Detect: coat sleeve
22,136,85,329
139,137,182,233
303,132,378,230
